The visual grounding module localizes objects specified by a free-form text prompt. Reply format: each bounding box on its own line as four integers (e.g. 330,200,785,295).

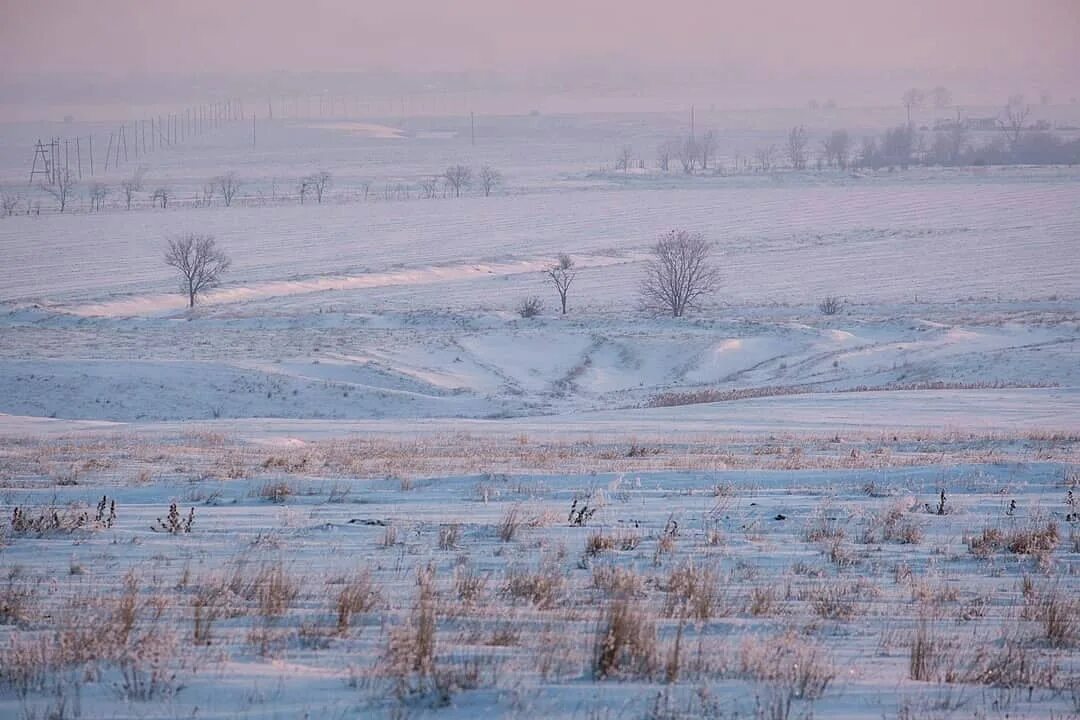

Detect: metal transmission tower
29,139,58,185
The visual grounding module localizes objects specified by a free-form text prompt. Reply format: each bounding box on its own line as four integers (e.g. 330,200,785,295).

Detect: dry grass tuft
592,565,646,598
497,505,522,542
333,568,381,634
438,524,461,550
593,595,657,680
385,564,439,697
740,630,835,705
501,563,564,609
662,561,719,621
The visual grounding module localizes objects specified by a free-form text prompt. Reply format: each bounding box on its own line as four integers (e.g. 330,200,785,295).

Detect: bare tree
120,168,146,210
822,129,851,169
902,88,925,125
882,125,916,168
677,136,699,174
42,168,76,213
754,145,776,171
307,170,331,203
215,172,242,207
639,230,720,317
999,96,1031,151
699,130,717,171
198,183,215,207
87,182,109,211
616,145,634,172
656,140,678,171
787,126,809,170
419,176,440,200
478,166,502,196
152,186,171,209
1,193,19,217
930,124,967,165
297,177,311,204
164,234,231,308
857,136,880,169
444,165,472,198
545,254,577,314
930,86,952,109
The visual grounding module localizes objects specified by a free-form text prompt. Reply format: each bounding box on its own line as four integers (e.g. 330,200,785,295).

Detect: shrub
9,506,90,536
818,296,843,315
516,296,543,318
152,503,194,534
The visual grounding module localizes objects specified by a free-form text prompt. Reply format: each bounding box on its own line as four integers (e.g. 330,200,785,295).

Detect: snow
0,110,1077,719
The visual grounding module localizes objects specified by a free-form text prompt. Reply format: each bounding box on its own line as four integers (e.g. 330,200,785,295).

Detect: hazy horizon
1,0,1078,118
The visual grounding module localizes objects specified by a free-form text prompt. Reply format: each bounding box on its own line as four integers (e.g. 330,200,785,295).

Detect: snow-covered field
0,111,1078,718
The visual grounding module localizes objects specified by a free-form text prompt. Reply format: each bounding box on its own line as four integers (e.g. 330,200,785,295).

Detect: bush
517,296,544,318
818,296,843,315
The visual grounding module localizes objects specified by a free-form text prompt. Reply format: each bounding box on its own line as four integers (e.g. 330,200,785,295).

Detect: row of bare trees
536,230,719,318
439,165,502,198
10,163,511,216
163,229,719,319
650,131,720,174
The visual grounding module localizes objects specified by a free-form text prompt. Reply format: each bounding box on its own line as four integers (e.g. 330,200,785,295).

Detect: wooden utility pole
105,132,113,172
88,135,94,176
471,112,475,146
76,137,82,179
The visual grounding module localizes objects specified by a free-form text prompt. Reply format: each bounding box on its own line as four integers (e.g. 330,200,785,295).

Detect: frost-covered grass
0,431,1078,719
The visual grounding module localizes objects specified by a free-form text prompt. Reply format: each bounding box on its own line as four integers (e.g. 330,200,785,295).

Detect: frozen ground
0,110,1078,718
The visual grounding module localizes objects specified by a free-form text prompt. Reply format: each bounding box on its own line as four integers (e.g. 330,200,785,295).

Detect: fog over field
0,2,1078,719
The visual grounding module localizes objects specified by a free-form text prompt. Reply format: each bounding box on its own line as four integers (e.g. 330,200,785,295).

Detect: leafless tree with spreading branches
699,130,717,171
87,182,109,212
419,176,440,200
677,136,699,174
42,168,76,213
164,234,232,308
152,187,171,209
930,86,952,109
656,140,678,172
216,172,242,207
822,130,851,169
1,193,19,217
640,230,720,317
478,166,502,196
444,165,472,197
999,95,1031,151
902,88,925,125
787,126,809,170
545,254,577,314
616,145,634,172
307,170,331,203
120,168,146,210
755,145,776,171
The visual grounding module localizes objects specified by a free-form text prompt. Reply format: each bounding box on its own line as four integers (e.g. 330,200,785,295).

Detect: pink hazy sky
1,0,1077,82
